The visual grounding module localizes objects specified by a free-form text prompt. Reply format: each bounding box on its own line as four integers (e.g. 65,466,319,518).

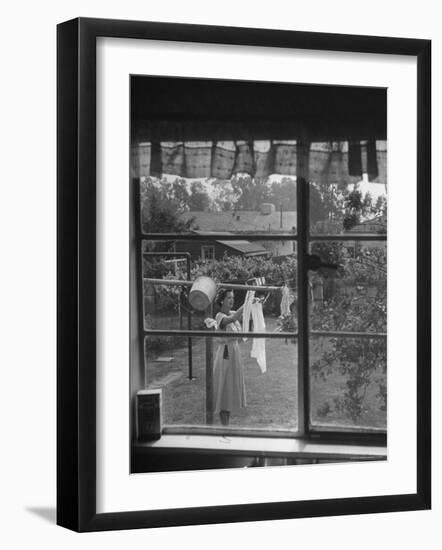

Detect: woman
213,289,246,426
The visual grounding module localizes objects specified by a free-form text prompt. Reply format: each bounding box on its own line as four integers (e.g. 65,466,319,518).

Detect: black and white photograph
1,0,436,542
51,13,431,534
130,76,388,473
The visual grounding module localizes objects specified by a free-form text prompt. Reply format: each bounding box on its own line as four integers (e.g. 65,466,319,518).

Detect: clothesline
143,278,282,292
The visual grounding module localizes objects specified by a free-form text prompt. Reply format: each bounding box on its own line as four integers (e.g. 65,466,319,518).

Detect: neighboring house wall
175,240,245,261
259,240,295,257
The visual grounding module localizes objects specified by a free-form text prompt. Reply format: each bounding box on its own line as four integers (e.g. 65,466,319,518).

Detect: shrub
311,286,387,424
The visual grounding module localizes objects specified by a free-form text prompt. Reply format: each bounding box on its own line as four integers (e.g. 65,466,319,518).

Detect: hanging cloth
250,302,267,373
242,290,255,340
241,290,267,372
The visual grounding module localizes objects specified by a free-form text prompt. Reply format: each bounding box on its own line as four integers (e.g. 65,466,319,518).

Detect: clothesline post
186,289,193,381
205,304,214,425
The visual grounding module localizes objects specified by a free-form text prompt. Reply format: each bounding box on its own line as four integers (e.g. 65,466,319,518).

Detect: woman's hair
215,288,233,306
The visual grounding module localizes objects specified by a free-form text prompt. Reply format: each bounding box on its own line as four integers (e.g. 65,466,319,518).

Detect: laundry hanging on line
242,290,267,373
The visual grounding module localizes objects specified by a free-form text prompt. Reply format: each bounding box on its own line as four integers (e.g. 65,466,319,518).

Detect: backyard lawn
145,316,386,431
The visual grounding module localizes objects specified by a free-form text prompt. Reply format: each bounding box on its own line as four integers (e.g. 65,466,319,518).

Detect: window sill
133,433,386,461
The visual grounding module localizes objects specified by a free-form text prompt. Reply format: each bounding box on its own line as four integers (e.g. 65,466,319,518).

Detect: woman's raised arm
219,304,244,329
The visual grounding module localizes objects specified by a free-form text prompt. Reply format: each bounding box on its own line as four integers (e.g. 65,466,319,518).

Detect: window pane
309,179,387,236
139,175,297,235
142,238,299,432
142,239,298,331
310,335,386,430
308,239,387,431
309,241,386,333
145,335,298,431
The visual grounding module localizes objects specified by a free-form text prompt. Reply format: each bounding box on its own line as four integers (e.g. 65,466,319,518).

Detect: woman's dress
213,311,246,414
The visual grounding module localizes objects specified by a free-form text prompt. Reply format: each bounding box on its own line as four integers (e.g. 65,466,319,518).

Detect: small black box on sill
136,389,162,441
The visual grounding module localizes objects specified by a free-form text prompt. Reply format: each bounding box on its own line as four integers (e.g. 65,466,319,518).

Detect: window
130,76,387,472
201,245,215,261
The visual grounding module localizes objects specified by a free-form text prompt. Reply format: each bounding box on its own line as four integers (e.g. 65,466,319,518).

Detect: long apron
213,312,246,414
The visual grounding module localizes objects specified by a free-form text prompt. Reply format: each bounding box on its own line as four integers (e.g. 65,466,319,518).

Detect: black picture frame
57,17,431,532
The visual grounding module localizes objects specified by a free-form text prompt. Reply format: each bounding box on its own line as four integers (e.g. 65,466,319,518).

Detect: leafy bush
311,280,387,424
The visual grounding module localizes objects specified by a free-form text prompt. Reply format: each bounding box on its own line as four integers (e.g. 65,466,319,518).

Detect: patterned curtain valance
131,140,387,184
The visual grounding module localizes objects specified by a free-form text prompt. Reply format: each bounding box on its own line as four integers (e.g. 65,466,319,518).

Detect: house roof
346,215,386,233
181,210,297,232
192,231,270,257
217,240,270,256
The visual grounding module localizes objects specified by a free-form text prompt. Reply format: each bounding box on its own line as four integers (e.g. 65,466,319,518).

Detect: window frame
134,167,387,449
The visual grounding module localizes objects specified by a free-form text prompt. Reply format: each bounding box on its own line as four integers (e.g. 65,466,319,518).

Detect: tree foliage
140,178,196,234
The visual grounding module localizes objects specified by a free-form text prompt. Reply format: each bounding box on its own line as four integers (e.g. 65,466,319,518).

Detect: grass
145,316,386,431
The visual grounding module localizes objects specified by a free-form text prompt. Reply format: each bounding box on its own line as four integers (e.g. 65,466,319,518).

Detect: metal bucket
189,276,217,311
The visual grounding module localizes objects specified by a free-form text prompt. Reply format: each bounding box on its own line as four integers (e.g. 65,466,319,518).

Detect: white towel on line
241,290,267,373
250,301,267,373
242,290,255,338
